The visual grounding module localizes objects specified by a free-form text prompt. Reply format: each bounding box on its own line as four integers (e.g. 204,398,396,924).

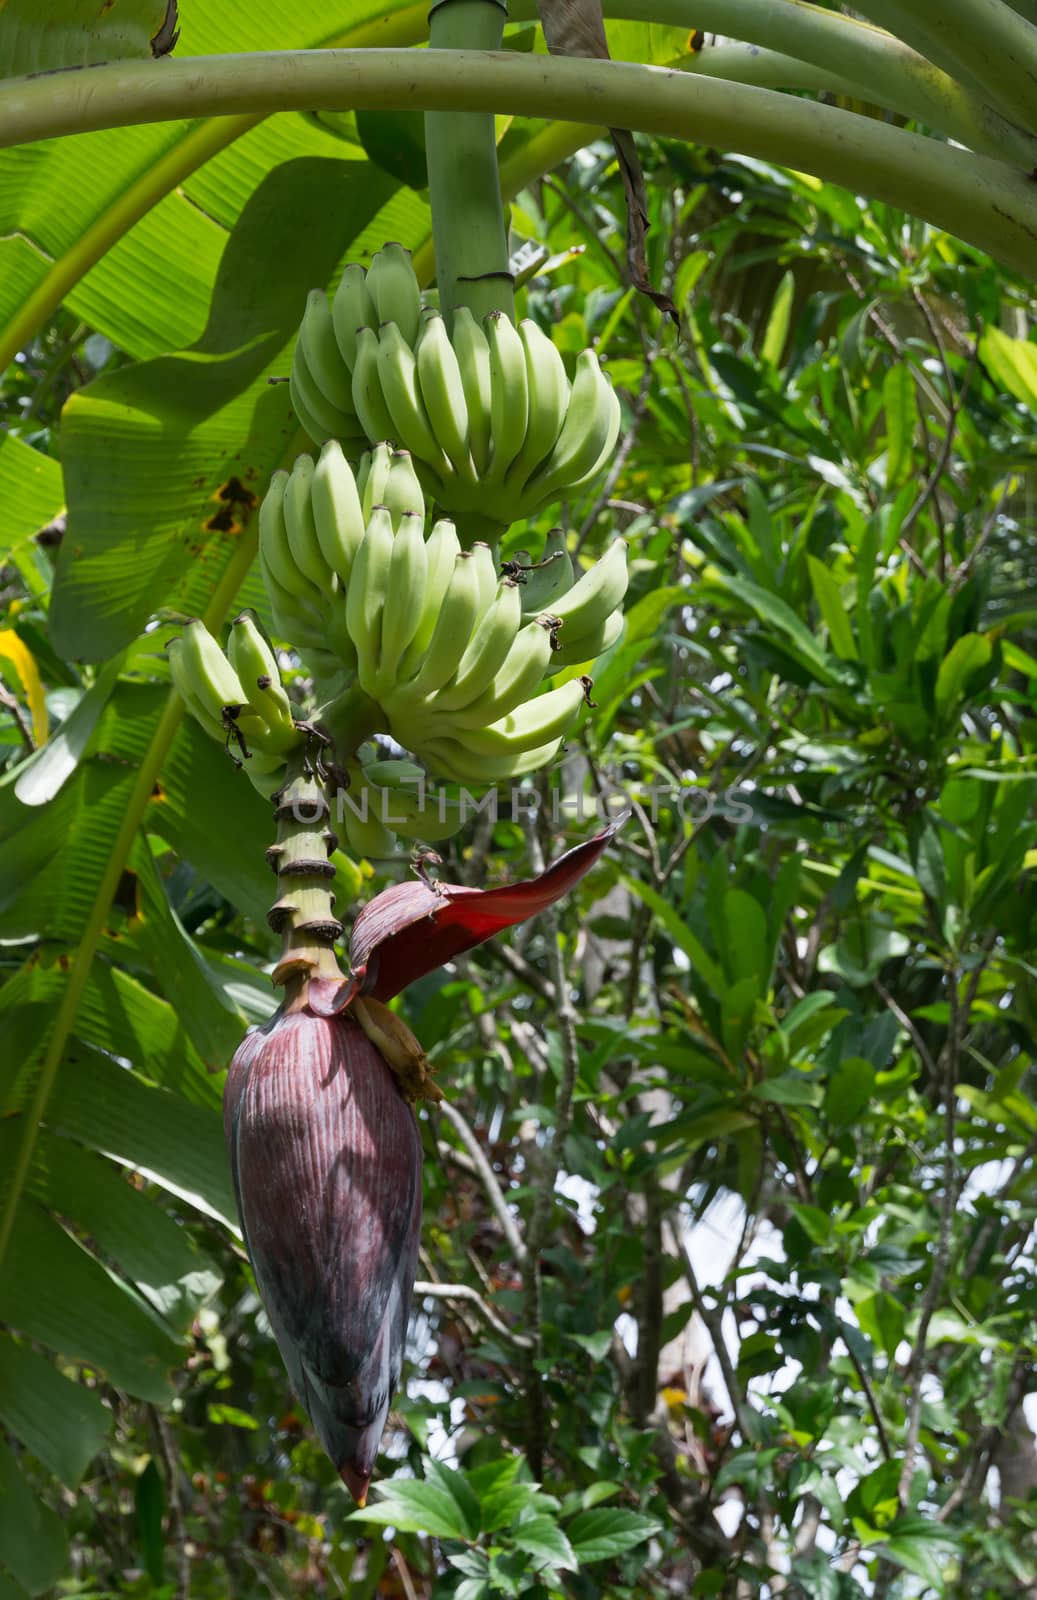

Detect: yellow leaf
0,628,48,745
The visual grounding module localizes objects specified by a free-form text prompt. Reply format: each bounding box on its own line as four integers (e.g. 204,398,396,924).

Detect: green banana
290,341,357,448
177,619,257,746
546,537,629,643
415,310,472,471
468,539,499,623
452,307,493,477
366,242,422,348
515,528,575,618
377,322,451,474
259,470,320,603
299,288,356,417
383,448,426,527
417,733,566,786
167,636,226,742
524,348,621,502
546,608,625,672
433,576,522,714
449,616,558,730
452,674,589,758
311,439,366,583
352,325,397,444
396,516,461,682
357,442,393,522
227,611,298,741
392,549,482,702
341,800,398,862
485,311,529,484
372,510,429,699
283,454,332,591
345,505,395,697
331,262,377,369
259,547,329,654
505,320,569,489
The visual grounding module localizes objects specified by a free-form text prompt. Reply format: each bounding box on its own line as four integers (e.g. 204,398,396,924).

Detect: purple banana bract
224,1002,421,1506
224,817,622,1501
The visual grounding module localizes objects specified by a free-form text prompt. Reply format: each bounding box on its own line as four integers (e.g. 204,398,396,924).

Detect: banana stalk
424,0,514,331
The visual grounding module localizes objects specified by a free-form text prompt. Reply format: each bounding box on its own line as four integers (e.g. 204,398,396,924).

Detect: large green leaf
47,1041,235,1228
26,1134,221,1322
0,1191,183,1404
0,1336,109,1488
0,1435,67,1596
0,0,176,76
0,435,64,559
0,1,428,368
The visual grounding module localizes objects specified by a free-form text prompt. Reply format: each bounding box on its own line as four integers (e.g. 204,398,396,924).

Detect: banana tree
2,0,1037,1590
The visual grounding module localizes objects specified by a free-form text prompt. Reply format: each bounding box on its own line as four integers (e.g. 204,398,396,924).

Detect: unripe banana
366,243,422,349
516,528,575,618
341,800,398,862
416,311,472,471
326,597,359,674
227,610,296,734
345,505,395,697
332,262,377,369
312,439,366,582
357,442,393,522
283,454,333,591
259,547,329,654
290,342,358,447
180,618,248,717
167,636,226,742
392,549,482,702
484,311,529,484
360,775,465,843
418,733,566,786
454,674,589,757
450,616,557,730
377,322,451,474
372,511,429,699
524,349,621,502
505,320,569,489
352,326,397,444
383,449,426,527
299,289,356,417
396,517,461,682
362,757,426,786
468,539,499,623
433,577,523,714
260,470,320,603
545,608,624,672
242,752,289,800
452,307,493,476
547,537,629,642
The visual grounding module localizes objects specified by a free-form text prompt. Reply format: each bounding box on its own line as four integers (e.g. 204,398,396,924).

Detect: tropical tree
3,2,1037,1596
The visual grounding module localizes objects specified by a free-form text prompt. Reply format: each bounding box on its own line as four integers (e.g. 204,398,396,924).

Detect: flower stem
424,0,515,330
268,744,344,990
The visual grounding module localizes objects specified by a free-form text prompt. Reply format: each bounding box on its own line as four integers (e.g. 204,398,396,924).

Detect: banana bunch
258,439,425,693
335,750,465,861
253,441,629,786
289,246,622,531
167,613,303,796
341,514,627,782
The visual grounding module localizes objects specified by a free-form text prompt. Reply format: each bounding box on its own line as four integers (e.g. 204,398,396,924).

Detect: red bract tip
340,1462,371,1508
349,815,626,1001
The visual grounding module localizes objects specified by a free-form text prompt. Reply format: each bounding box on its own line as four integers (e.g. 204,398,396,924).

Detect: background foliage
2,5,1037,1597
